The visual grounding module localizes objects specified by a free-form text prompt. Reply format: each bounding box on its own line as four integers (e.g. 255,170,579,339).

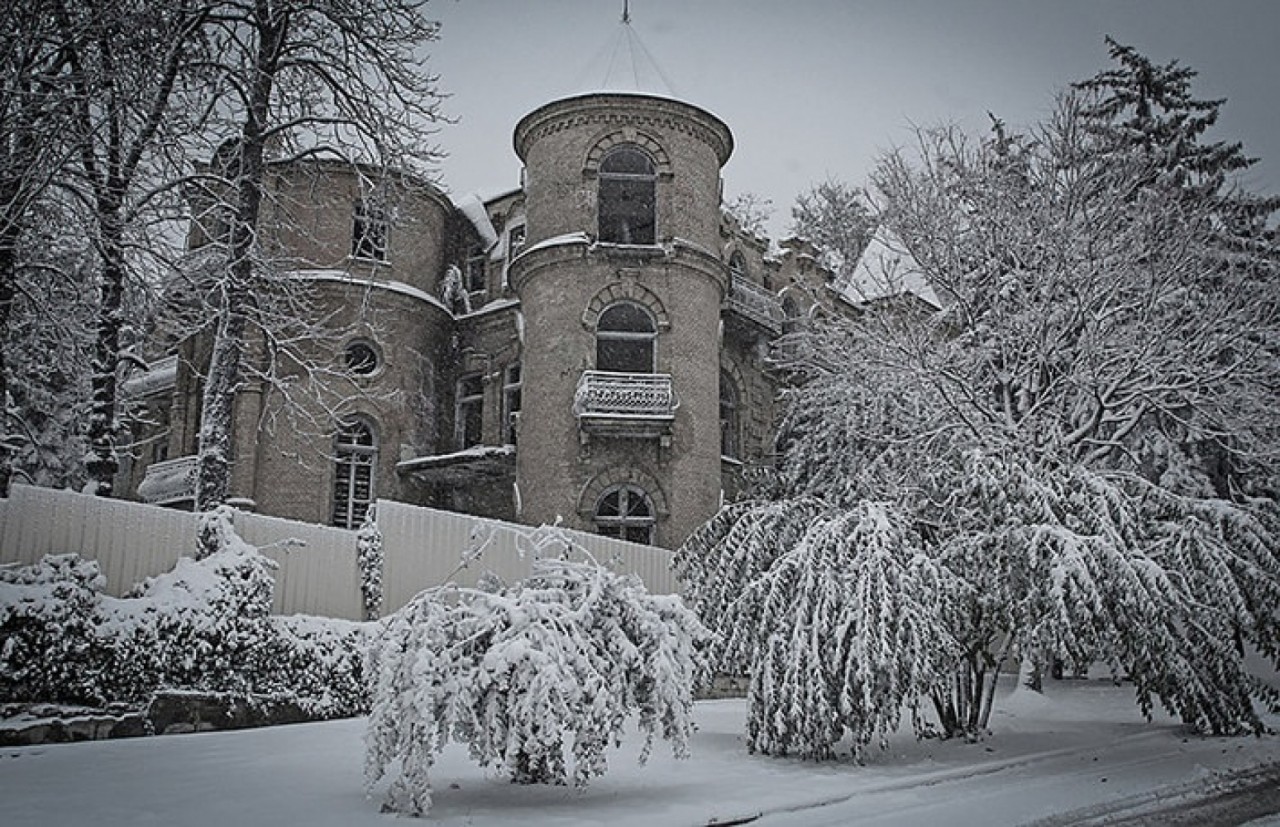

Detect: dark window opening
466,248,487,294
729,252,747,285
598,147,656,245
720,372,740,459
503,363,522,446
594,485,655,545
345,341,379,375
596,302,656,373
352,199,388,261
455,374,484,449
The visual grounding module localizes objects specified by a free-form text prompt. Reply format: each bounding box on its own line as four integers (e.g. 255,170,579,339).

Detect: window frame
595,301,657,374
597,146,657,245
343,339,381,376
593,484,656,545
720,370,740,460
332,418,377,529
502,363,522,446
454,373,485,450
351,198,389,262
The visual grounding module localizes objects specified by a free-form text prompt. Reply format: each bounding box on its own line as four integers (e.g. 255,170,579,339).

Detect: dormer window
598,146,656,245
352,199,388,261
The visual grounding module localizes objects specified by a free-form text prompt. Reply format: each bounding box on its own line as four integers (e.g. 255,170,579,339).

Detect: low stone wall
1,691,330,746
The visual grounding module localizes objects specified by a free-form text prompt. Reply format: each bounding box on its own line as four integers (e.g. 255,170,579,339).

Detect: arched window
598,147,656,245
596,302,656,373
594,485,655,544
720,371,740,460
728,251,747,285
332,419,377,528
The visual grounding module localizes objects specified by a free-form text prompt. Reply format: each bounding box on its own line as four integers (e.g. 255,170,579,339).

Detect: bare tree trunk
195,0,285,513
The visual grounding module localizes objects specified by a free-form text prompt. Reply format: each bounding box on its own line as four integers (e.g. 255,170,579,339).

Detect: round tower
509,92,733,547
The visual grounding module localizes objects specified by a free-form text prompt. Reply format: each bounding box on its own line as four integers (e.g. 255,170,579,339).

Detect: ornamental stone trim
514,93,733,166
575,463,670,519
581,281,671,330
583,128,672,177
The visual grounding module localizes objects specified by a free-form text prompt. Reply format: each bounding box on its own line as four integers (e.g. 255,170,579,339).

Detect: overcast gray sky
425,0,1280,237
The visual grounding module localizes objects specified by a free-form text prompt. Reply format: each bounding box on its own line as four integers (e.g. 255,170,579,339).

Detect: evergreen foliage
0,507,373,716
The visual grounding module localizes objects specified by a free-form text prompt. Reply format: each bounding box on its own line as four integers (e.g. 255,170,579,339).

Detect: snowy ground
3,677,1278,827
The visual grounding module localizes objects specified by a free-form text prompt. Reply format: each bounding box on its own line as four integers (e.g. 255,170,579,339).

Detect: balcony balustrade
723,278,784,335
574,371,677,439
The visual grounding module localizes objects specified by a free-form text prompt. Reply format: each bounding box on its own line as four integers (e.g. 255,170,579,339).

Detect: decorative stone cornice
508,236,729,298
514,92,733,168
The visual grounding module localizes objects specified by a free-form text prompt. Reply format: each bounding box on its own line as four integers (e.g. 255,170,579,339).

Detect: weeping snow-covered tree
365,530,707,817
681,42,1280,747
675,498,955,759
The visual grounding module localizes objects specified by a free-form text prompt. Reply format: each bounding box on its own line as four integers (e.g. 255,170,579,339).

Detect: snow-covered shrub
676,498,955,760
0,555,108,705
267,615,374,718
365,535,708,817
356,508,384,621
0,509,375,717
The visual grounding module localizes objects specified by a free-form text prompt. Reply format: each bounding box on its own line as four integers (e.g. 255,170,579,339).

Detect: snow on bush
0,507,373,716
676,498,956,760
365,529,708,818
356,507,384,621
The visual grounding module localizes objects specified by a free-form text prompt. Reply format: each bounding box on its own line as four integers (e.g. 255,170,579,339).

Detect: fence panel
0,485,193,593
1,486,678,621
234,512,362,620
376,499,678,614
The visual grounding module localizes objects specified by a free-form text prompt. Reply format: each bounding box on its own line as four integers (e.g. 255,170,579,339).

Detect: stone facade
118,90,836,549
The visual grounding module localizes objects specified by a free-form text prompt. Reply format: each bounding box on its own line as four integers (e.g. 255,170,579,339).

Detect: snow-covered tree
186,0,445,511
0,0,78,495
676,498,956,759
365,529,707,817
790,179,876,289
54,0,212,495
355,506,383,621
684,44,1279,748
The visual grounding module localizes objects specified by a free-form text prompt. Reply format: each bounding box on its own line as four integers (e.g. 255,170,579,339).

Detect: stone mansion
117,86,847,549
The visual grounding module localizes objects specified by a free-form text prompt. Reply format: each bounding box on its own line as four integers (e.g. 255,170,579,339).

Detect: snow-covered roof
455,193,499,251
119,355,178,399
836,228,940,309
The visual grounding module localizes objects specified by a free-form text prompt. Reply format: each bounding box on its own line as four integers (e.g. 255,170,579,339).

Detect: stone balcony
723,278,784,336
137,454,198,506
573,371,677,440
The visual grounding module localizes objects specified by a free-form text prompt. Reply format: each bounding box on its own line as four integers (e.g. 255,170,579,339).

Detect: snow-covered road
3,679,1278,826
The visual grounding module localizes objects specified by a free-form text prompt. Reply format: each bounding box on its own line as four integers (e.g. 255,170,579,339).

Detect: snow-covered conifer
355,507,384,621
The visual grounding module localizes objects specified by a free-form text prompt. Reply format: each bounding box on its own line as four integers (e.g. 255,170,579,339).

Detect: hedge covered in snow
0,507,373,718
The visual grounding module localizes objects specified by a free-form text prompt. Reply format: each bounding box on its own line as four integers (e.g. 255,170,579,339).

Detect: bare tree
185,0,445,513
0,0,78,494
53,0,213,495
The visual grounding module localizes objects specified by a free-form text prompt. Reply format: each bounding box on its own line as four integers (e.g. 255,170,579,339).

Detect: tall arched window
720,371,740,460
728,251,747,285
332,419,377,528
596,302,656,373
598,147,656,245
594,485,655,544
